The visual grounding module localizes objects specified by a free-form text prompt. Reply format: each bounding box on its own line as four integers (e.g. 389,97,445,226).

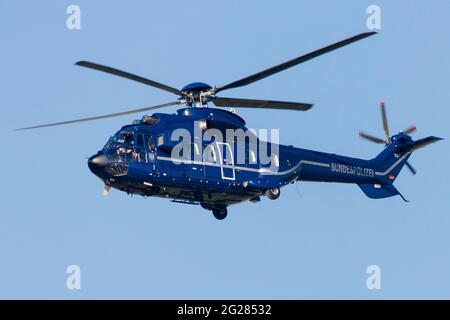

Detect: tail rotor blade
358,131,386,144
405,161,417,175
380,102,390,143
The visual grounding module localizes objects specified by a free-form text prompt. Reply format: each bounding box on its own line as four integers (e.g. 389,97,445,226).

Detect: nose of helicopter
87,153,107,176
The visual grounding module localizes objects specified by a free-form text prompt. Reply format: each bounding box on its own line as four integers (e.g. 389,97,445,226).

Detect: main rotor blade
358,131,386,144
405,161,417,175
16,101,180,130
75,61,183,96
402,125,417,135
214,32,377,93
380,102,390,143
212,97,313,111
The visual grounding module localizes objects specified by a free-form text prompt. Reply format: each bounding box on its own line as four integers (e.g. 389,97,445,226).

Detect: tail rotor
359,101,419,175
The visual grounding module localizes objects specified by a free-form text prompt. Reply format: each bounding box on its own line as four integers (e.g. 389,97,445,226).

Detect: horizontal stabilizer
358,183,408,202
400,136,443,153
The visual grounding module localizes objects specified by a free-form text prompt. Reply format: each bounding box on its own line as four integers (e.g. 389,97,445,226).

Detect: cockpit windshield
102,130,136,162
104,131,133,150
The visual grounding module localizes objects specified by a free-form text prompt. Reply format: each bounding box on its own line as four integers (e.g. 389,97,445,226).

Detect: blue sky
0,1,449,299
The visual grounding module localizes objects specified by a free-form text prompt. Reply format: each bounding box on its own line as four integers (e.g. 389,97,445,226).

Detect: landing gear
265,187,280,200
212,207,228,220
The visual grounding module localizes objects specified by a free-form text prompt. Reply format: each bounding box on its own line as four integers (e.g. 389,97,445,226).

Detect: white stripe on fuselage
156,156,329,176
374,152,411,176
157,152,411,178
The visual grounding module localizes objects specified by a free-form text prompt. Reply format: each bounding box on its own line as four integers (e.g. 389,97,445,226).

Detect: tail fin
370,143,412,183
370,135,443,182
357,99,443,201
358,135,443,201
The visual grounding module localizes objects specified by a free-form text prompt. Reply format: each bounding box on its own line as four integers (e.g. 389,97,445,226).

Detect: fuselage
87,107,401,209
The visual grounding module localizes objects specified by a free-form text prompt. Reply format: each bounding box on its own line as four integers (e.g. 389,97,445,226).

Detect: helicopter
18,32,442,220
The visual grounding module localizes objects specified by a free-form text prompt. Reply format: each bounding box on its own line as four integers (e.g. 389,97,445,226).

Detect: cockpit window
136,133,144,149
122,132,134,146
103,131,133,149
102,131,136,162
103,136,114,151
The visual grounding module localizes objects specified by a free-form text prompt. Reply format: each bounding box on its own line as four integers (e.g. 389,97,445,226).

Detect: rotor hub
180,82,214,107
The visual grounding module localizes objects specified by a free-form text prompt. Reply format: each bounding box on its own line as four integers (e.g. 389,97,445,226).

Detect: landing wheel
266,187,280,200
212,208,228,220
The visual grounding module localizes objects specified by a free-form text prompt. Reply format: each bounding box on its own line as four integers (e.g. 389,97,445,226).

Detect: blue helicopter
18,32,442,220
